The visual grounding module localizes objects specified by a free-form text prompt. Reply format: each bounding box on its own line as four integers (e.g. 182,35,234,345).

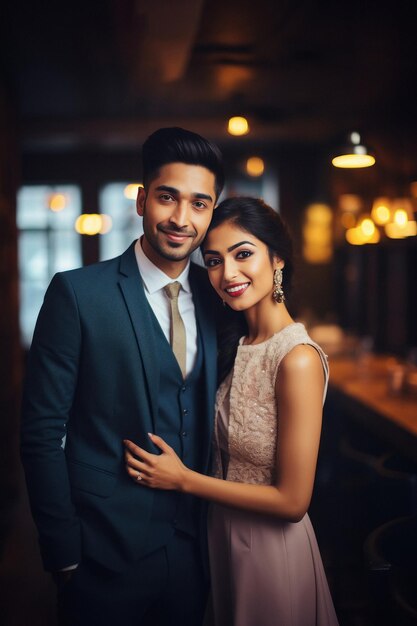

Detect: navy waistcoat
146,306,206,552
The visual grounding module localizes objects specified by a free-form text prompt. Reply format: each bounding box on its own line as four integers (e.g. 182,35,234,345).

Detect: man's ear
136,187,146,217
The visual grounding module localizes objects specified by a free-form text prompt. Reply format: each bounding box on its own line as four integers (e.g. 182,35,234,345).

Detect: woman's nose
223,257,238,281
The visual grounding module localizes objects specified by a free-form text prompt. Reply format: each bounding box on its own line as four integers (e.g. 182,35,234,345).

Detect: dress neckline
238,322,303,350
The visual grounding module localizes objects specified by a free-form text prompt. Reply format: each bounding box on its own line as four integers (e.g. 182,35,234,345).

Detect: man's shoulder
58,244,135,285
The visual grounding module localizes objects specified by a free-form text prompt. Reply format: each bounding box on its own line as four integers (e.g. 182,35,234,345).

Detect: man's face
137,162,216,275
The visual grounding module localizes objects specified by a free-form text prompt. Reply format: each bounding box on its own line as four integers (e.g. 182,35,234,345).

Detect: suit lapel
118,243,159,431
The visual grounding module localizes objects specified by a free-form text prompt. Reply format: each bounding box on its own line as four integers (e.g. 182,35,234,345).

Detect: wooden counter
328,354,417,461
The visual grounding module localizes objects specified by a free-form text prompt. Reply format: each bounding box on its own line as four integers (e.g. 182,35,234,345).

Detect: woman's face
203,220,283,312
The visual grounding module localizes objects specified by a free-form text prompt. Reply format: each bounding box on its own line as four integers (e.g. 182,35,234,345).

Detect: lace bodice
213,323,329,485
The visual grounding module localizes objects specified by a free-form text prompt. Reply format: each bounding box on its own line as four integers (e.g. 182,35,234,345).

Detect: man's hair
142,127,224,199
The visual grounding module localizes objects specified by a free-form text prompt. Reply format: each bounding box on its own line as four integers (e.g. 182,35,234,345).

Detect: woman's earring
272,268,285,303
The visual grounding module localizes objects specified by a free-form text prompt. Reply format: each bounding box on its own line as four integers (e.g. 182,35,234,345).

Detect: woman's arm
125,344,325,521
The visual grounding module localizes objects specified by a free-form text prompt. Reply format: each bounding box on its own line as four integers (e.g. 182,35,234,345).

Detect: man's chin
160,244,195,262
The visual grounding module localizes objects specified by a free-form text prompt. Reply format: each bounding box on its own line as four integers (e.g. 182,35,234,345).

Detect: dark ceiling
2,0,417,173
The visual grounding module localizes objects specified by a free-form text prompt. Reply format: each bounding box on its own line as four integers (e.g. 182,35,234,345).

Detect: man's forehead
149,162,216,194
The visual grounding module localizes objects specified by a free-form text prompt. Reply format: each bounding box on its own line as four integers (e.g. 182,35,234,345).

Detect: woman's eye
204,258,221,268
236,250,253,259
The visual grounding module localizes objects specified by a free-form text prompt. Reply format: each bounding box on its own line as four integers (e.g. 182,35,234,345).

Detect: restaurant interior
1,0,417,624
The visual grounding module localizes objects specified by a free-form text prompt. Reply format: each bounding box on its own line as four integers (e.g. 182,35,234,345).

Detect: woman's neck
243,300,294,345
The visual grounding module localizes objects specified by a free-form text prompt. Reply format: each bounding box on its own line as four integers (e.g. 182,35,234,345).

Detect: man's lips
224,282,250,297
159,228,194,243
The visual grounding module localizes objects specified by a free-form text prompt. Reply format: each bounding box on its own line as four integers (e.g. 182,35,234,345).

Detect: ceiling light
228,116,249,136
332,132,375,169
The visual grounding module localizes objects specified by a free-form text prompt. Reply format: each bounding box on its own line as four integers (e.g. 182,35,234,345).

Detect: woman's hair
204,196,294,383
142,127,224,200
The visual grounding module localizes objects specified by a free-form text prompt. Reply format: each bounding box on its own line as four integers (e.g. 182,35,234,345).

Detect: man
21,127,224,625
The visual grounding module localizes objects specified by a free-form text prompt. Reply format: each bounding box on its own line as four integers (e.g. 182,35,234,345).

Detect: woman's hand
124,434,188,491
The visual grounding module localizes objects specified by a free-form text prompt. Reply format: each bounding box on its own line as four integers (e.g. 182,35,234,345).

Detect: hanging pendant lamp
332,132,375,169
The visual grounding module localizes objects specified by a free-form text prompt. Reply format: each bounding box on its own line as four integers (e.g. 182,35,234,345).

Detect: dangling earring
272,268,285,303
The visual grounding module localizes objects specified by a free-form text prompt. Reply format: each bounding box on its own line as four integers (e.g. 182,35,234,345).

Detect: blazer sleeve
20,272,82,571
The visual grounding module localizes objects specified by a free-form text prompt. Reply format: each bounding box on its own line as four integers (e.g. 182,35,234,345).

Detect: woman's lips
224,282,250,297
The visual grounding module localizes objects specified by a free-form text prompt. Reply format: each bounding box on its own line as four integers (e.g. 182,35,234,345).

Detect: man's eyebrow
155,185,179,194
193,192,214,202
154,186,213,203
203,241,256,255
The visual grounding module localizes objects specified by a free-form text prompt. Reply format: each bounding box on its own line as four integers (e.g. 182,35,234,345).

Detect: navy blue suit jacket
21,242,218,572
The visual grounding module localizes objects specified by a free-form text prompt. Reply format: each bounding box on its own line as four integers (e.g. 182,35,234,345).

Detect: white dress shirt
135,238,198,376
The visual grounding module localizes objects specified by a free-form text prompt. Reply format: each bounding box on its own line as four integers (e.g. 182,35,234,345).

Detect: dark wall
0,82,21,553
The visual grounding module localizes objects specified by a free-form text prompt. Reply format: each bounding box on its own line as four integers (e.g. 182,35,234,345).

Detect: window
17,185,82,346
99,183,143,261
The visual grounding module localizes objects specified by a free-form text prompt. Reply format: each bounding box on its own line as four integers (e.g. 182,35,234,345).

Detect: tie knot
164,281,181,300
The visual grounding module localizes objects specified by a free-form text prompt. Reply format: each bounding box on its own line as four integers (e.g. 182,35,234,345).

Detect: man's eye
160,194,174,202
204,258,221,268
236,250,253,259
194,201,207,210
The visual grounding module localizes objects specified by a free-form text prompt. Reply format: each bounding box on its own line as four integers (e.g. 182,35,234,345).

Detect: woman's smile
224,282,250,297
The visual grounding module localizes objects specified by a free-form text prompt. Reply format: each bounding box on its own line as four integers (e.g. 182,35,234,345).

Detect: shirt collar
134,238,191,295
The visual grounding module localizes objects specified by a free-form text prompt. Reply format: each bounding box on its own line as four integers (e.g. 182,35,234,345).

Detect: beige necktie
164,282,187,378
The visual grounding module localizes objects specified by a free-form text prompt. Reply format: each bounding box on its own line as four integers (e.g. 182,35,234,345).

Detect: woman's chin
225,298,250,312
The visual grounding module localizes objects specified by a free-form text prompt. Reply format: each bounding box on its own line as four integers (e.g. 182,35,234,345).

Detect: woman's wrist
179,466,193,493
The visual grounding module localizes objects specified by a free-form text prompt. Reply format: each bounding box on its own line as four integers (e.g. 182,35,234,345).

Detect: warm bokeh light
359,217,376,238
371,198,391,225
393,209,408,227
332,154,375,168
49,193,67,212
338,194,363,213
246,157,264,177
303,203,333,263
99,214,113,234
341,212,356,229
307,203,333,225
227,116,249,136
75,213,112,236
385,220,417,239
124,183,143,200
346,225,380,245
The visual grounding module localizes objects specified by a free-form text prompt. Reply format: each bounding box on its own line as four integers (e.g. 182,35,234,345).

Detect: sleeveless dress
208,323,339,626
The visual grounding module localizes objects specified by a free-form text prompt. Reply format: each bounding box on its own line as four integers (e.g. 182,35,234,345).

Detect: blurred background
1,0,417,624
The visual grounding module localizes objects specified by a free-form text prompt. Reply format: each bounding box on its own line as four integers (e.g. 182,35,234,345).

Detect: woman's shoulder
267,323,328,378
278,343,324,374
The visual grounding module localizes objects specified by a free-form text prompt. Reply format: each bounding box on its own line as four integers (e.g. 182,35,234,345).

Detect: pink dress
208,323,339,626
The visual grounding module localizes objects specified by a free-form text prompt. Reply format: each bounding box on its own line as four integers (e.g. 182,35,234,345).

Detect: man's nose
170,201,190,228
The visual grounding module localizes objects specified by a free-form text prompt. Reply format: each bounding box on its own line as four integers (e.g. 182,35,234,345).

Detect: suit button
181,386,186,392
182,431,187,437
183,408,188,415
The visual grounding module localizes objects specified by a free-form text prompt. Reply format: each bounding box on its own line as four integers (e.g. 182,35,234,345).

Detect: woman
125,197,339,626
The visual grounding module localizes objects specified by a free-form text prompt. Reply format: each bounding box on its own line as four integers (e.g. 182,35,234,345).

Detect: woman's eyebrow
203,240,256,255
